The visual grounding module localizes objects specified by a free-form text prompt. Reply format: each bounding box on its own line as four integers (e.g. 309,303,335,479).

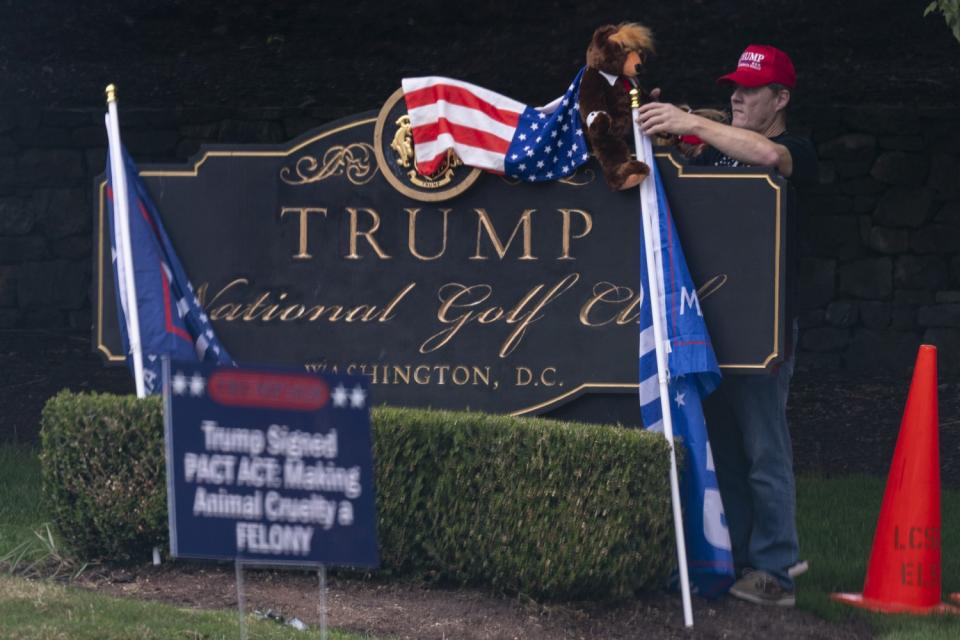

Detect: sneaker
788,560,809,578
729,570,796,607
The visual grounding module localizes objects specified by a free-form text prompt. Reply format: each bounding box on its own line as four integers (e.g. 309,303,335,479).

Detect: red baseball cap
717,45,796,89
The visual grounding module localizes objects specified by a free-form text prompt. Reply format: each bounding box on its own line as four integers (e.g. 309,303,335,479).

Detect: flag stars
536,160,545,168
544,145,552,154
518,133,527,141
546,171,554,179
171,371,188,395
511,153,519,160
526,150,534,157
189,373,205,397
530,123,539,131
561,123,569,132
349,385,367,408
518,163,526,171
674,390,686,407
538,112,547,119
332,384,349,407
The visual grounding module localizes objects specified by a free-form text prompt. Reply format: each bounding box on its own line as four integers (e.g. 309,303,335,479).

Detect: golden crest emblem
374,88,481,202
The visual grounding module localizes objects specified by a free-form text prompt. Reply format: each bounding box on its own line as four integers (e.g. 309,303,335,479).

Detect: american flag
401,68,587,182
105,144,234,395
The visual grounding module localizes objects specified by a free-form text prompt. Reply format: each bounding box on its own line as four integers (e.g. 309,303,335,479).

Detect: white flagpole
105,84,146,398
630,86,694,628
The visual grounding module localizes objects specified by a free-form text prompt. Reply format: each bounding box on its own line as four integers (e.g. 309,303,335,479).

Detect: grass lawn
0,444,375,640
796,474,960,639
3,442,960,638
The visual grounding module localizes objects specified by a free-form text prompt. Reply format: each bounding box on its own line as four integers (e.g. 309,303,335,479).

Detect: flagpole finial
105,84,117,104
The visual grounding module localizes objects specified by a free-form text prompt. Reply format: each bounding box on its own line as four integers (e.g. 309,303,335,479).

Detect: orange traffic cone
832,345,959,614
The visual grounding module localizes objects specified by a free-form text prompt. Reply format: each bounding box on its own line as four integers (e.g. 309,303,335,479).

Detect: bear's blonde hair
608,23,654,54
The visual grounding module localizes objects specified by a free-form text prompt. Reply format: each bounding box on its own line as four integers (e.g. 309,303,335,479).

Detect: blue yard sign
163,359,379,568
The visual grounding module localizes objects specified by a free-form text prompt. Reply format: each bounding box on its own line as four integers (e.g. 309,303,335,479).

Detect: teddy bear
578,23,655,191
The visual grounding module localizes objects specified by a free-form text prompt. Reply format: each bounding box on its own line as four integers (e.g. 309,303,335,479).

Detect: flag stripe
638,372,660,406
411,117,513,156
408,101,519,143
402,77,526,116
413,133,507,174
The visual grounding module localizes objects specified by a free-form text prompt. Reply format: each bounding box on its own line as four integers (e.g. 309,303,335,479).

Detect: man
637,45,817,607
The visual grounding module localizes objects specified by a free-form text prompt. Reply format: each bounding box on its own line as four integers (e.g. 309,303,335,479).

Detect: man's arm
636,102,794,176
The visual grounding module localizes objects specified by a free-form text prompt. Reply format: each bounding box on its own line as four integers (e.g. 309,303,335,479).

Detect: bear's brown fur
578,23,654,190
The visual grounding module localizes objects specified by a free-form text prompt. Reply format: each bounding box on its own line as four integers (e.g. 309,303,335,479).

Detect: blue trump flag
105,145,234,394
638,158,735,598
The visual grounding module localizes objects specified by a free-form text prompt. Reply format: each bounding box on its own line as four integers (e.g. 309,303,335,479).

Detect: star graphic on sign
171,371,188,395
349,385,367,408
674,391,686,407
332,384,349,407
188,373,205,397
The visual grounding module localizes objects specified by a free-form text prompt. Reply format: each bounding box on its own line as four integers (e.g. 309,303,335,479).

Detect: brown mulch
78,563,872,640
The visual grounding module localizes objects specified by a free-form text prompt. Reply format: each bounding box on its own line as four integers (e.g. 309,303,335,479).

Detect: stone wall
793,105,960,375
0,103,957,375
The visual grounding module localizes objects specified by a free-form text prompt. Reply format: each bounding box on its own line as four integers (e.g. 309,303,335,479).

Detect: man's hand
636,102,697,137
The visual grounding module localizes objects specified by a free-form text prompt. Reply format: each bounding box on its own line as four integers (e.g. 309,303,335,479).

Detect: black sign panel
95,96,786,420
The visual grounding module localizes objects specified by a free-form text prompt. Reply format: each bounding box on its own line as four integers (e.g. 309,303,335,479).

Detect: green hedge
40,391,678,599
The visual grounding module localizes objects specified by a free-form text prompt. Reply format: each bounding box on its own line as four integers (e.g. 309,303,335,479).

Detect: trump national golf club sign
94,92,787,423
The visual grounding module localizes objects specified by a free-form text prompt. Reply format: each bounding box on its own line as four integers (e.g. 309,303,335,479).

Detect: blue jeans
704,323,799,590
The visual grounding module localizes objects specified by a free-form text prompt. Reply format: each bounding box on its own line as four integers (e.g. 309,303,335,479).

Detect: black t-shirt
692,132,818,340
